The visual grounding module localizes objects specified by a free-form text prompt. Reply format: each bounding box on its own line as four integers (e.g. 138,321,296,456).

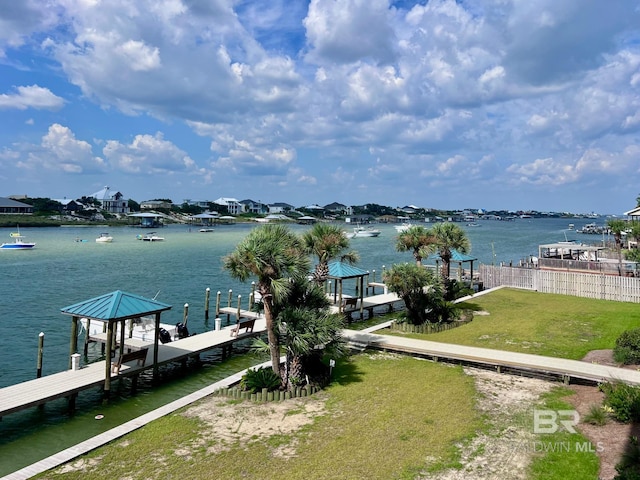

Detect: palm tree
273,278,346,389
429,222,471,281
223,224,310,377
395,225,436,266
302,223,359,285
383,263,443,324
607,219,628,276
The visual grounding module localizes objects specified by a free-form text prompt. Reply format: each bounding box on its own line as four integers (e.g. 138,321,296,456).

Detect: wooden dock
329,292,403,319
0,319,267,420
342,329,640,386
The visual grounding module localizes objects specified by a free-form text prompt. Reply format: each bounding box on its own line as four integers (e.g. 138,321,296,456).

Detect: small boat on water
346,225,381,238
137,232,165,242
199,228,214,233
1,228,36,250
95,233,113,243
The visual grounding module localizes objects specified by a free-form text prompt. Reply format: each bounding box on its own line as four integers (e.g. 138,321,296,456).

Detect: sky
0,0,639,215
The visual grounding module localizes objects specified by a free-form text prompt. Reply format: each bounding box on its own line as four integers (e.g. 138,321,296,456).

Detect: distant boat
568,224,574,230
345,225,381,238
138,232,165,242
95,233,113,243
466,223,481,227
0,227,36,250
199,228,214,233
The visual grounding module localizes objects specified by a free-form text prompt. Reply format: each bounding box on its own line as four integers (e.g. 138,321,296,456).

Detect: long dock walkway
0,318,267,419
342,329,640,386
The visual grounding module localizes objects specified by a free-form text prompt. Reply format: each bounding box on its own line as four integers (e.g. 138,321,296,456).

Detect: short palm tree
429,222,471,280
396,225,436,266
223,224,310,377
302,223,359,285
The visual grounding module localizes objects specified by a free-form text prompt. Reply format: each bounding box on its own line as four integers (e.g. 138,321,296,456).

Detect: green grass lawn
36,288,619,479
384,288,640,360
38,354,481,480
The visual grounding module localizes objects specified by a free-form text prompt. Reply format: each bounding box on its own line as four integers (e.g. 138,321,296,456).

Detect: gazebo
191,212,219,226
128,212,164,228
326,261,369,312
429,249,478,286
61,291,172,397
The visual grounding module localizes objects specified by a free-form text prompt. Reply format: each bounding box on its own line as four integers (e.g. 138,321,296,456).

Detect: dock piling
205,288,211,321
183,303,189,327
37,332,44,378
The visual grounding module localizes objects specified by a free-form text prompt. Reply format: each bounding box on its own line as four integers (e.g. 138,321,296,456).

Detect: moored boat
0,229,36,250
138,232,165,241
346,225,381,238
95,233,113,243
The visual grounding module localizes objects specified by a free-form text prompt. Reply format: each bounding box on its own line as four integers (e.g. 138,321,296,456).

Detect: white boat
346,226,381,238
95,233,113,243
199,228,214,233
80,316,178,343
394,223,413,233
1,229,36,250
137,232,165,242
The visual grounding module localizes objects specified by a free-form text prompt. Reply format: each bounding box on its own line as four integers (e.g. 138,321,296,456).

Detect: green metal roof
327,261,368,279
429,249,477,262
60,290,172,321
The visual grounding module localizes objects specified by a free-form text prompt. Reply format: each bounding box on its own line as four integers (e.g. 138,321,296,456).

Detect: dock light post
183,303,189,327
37,332,44,378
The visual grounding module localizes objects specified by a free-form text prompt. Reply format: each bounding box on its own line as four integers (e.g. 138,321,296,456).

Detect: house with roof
324,202,347,214
213,197,242,215
240,199,268,215
268,202,294,214
53,198,83,214
0,197,34,214
90,186,130,214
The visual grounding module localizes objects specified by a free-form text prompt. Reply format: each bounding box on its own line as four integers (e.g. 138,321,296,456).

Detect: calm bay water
0,216,610,475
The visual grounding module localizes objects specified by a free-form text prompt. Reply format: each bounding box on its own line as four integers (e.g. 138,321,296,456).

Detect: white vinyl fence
479,264,640,303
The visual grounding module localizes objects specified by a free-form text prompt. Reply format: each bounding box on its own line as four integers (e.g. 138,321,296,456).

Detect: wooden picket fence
390,317,473,334
479,264,640,303
213,384,317,402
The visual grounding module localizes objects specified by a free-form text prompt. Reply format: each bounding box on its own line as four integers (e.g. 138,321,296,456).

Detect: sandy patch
180,394,327,457
419,367,555,480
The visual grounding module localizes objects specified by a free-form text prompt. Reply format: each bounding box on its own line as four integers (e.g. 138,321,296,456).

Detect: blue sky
1,0,639,214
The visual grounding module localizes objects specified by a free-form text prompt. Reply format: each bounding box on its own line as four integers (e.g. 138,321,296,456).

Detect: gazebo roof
429,249,477,262
327,261,368,279
60,290,172,321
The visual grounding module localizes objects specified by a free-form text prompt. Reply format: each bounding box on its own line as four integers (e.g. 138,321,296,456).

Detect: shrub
581,404,609,426
240,366,281,393
614,328,640,365
615,436,640,480
599,382,640,423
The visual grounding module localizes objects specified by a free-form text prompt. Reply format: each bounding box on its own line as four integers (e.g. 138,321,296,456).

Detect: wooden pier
0,318,266,420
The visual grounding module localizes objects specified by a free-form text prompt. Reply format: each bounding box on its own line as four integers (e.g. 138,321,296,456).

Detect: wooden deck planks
343,329,640,386
0,319,267,419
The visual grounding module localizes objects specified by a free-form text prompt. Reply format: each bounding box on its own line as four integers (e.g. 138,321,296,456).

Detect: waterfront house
213,197,242,215
268,202,294,214
0,197,33,214
90,186,130,214
240,199,268,215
